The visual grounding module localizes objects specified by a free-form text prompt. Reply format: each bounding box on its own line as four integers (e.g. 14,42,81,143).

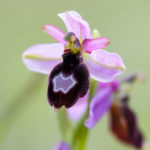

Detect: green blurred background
0,0,150,149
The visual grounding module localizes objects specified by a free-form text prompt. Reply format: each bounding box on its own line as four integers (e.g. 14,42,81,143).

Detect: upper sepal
58,10,92,40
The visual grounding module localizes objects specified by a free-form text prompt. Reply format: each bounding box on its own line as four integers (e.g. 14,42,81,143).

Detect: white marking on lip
52,73,77,94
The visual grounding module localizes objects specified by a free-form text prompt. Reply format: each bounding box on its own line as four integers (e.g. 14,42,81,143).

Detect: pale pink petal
67,94,88,121
98,78,120,92
85,86,113,129
58,11,92,40
82,37,110,53
43,24,66,44
83,49,126,82
22,43,64,74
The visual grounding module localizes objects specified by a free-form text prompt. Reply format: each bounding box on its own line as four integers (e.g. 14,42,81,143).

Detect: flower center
64,32,82,55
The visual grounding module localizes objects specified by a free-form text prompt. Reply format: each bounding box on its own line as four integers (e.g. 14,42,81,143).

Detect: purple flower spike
52,141,71,150
85,79,119,128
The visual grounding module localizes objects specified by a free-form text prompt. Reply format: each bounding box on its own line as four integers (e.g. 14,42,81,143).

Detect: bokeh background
0,0,150,149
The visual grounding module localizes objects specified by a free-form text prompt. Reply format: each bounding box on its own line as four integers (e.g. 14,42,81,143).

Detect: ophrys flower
22,11,126,108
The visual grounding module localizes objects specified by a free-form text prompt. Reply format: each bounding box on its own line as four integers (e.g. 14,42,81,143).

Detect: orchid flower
22,10,125,108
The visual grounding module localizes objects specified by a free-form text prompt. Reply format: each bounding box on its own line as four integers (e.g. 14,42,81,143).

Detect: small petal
82,37,110,53
83,49,126,82
22,43,64,74
85,86,113,129
52,141,71,150
67,94,88,121
58,11,92,40
43,24,66,44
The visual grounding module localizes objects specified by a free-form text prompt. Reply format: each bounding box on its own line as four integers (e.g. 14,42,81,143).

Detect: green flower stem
71,116,89,150
71,79,98,150
57,107,72,142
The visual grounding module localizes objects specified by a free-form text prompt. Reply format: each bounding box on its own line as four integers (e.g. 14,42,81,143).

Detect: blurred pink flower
85,79,119,128
52,141,70,150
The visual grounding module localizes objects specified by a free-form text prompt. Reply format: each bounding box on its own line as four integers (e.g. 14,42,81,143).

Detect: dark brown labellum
110,97,144,149
47,53,89,108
